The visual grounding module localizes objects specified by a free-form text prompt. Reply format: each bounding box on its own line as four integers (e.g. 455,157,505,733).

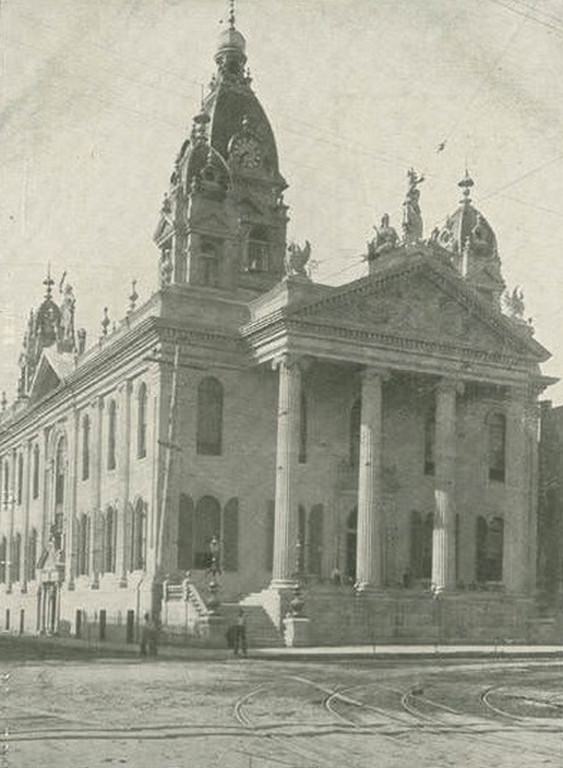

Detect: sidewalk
1,633,563,662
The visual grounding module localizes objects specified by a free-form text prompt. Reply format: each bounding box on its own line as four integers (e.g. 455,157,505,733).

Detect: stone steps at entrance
222,603,283,648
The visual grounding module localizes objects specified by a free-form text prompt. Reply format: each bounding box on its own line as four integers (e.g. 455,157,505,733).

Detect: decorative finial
101,307,110,337
1,392,6,413
43,264,54,300
228,0,236,29
128,279,138,315
458,169,474,205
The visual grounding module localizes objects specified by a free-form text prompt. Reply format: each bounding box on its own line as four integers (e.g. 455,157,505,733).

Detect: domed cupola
435,172,505,305
154,1,289,294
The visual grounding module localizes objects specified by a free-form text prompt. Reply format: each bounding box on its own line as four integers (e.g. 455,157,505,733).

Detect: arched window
77,514,90,576
247,226,269,273
0,537,6,583
107,400,117,470
177,494,194,571
131,499,146,571
201,238,220,287
488,412,506,482
197,378,223,456
424,409,435,476
223,498,239,572
349,398,361,467
137,383,147,459
298,391,308,464
346,507,357,581
476,515,504,583
27,528,37,581
103,507,116,573
82,415,90,481
12,533,21,582
194,496,221,569
17,454,23,505
410,511,433,580
308,504,324,576
32,444,40,500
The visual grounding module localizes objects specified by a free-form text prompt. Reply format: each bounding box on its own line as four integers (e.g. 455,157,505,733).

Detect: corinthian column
271,355,302,589
116,380,132,586
431,378,460,593
355,368,385,591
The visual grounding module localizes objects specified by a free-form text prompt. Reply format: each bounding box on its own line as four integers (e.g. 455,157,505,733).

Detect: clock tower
154,7,289,294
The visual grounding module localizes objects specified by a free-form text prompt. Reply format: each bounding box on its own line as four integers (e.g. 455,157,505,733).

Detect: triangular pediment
289,257,548,362
28,348,74,402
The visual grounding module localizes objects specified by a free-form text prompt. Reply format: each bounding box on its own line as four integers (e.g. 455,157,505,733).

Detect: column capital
436,377,464,397
271,353,307,373
361,366,390,383
91,395,105,410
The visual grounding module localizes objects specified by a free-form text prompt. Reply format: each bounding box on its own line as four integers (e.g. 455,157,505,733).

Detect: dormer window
247,226,269,273
201,238,220,287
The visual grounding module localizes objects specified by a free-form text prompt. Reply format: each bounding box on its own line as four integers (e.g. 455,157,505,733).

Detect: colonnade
270,357,535,594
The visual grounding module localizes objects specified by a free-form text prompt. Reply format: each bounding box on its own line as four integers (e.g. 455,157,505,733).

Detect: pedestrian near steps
233,608,247,657
140,613,158,658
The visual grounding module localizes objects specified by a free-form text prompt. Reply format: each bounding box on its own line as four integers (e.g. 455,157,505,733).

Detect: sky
1,0,563,401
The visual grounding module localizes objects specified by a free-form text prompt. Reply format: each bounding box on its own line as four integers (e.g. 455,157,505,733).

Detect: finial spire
458,169,474,205
43,264,54,300
228,0,236,29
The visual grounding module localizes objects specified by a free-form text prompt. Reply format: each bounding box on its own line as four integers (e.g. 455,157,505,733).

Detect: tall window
424,409,435,476
349,398,361,467
488,413,506,482
103,507,116,573
27,528,37,581
194,496,221,569
177,495,194,571
32,444,40,500
12,533,21,582
410,511,433,580
201,238,220,287
308,504,324,576
247,226,269,272
0,537,6,583
265,500,275,571
196,378,223,456
298,391,308,464
77,514,90,576
17,454,23,505
476,516,504,582
107,400,117,470
55,437,66,507
223,498,239,572
137,383,147,459
131,499,146,571
82,414,90,481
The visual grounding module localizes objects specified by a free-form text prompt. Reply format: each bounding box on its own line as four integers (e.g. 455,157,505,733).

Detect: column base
283,616,311,647
269,578,298,591
89,578,99,590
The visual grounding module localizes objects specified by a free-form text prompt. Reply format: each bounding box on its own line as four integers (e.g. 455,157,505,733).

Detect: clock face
231,135,262,169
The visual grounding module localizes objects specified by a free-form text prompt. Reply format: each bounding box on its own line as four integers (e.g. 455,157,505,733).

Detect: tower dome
435,172,505,305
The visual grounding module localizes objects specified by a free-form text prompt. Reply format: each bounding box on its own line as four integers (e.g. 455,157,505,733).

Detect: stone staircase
221,602,283,648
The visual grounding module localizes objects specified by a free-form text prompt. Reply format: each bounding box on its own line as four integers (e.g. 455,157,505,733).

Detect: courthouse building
0,12,557,645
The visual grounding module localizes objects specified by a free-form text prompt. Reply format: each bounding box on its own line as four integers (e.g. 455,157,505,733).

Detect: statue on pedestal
402,168,425,244
367,213,399,260
285,240,311,278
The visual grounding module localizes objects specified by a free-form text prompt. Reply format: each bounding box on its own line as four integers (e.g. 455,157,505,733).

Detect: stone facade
0,14,556,646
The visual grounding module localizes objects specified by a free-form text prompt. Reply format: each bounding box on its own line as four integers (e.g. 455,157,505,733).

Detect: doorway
346,507,357,583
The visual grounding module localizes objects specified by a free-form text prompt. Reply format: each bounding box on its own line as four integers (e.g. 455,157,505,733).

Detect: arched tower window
82,414,90,481
201,238,220,288
194,496,221,569
17,454,23,506
32,444,40,500
137,383,147,459
349,398,361,467
177,494,194,571
488,412,506,483
424,409,435,476
197,377,223,456
107,400,117,471
298,390,308,464
247,226,269,273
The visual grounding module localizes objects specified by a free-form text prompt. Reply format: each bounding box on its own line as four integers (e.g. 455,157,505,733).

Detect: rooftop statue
367,214,399,260
402,168,425,244
502,286,525,321
285,240,311,278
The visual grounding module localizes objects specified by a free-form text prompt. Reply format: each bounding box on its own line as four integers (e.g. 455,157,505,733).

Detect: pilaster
117,379,132,586
65,408,79,590
20,440,32,593
89,396,104,588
